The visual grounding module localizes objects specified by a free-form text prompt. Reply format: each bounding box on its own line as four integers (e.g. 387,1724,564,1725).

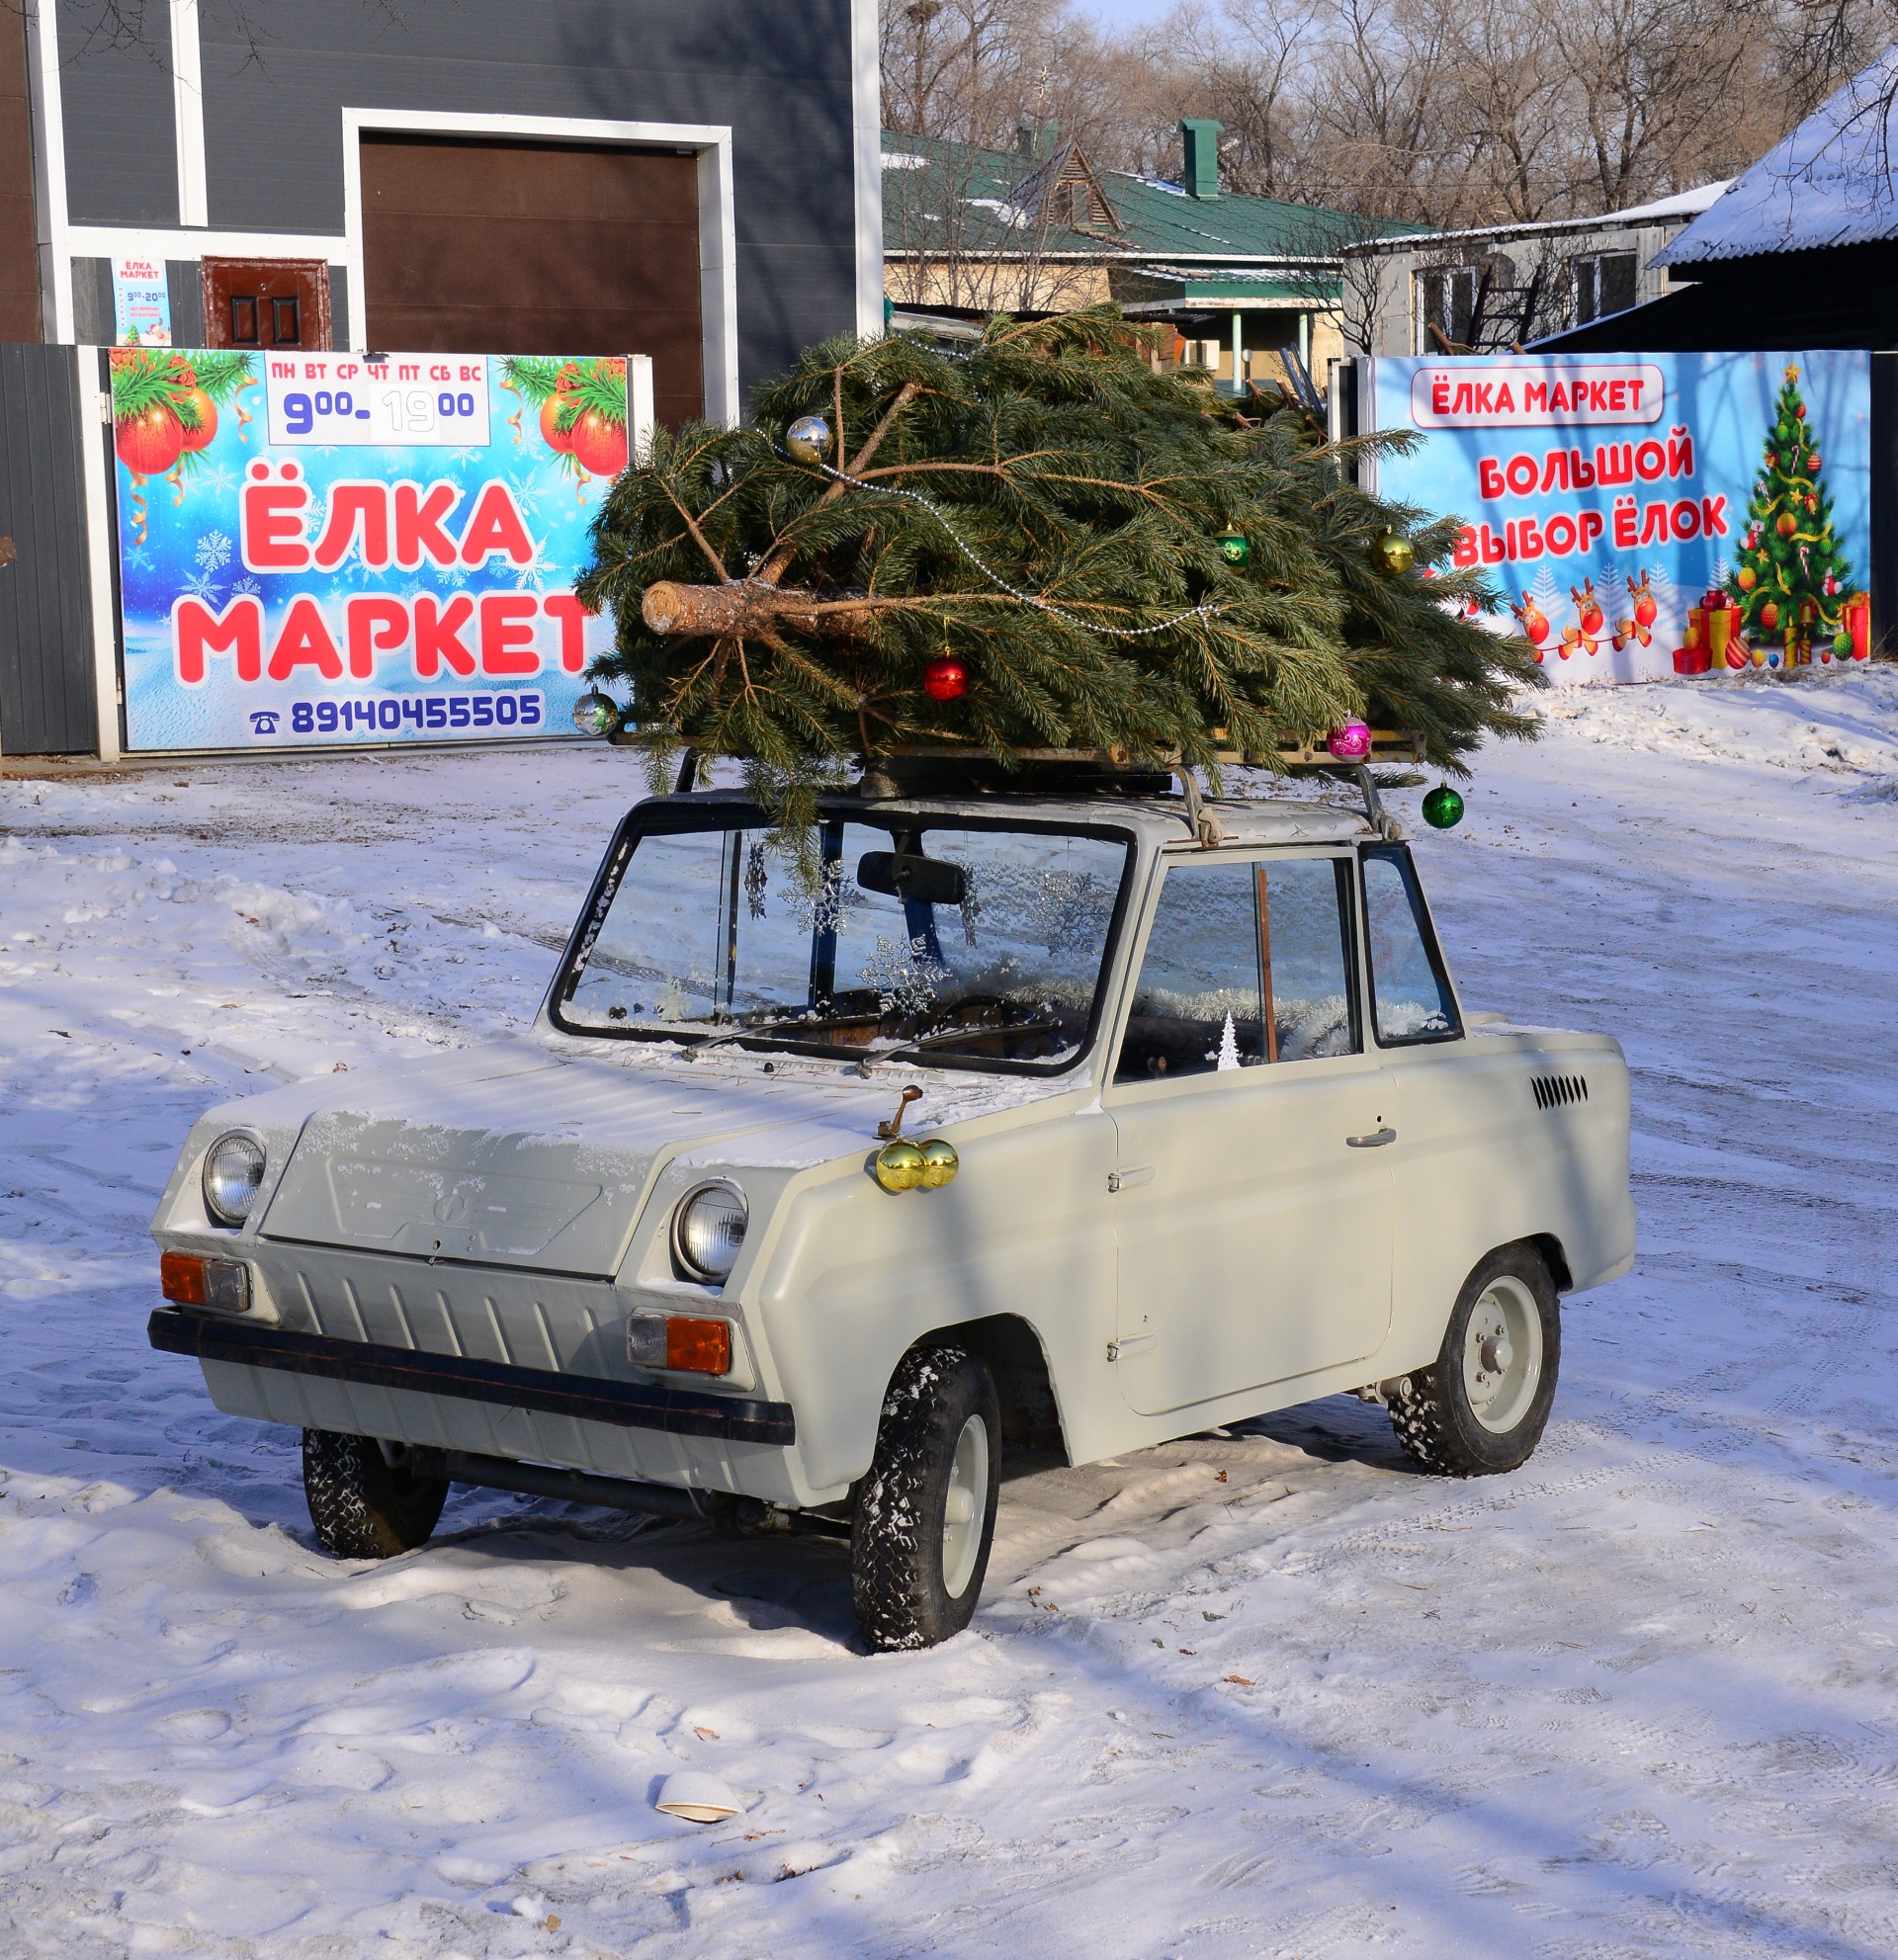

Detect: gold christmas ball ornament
874,1139,926,1193
1370,531,1415,578
917,1138,960,1188
785,415,833,467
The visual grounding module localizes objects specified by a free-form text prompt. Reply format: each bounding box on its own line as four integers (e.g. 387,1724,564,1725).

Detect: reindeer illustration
1613,569,1658,650
1560,579,1603,659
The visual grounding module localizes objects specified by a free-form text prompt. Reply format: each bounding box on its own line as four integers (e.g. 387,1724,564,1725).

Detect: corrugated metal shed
1656,45,1898,266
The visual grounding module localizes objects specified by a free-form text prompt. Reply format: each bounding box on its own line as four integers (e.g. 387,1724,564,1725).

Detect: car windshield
553,810,1133,1071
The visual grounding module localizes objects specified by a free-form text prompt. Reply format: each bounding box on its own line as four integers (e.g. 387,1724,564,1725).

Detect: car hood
254,1043,1045,1278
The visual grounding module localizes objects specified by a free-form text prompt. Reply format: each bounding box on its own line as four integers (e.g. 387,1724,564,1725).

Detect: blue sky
1080,0,1177,30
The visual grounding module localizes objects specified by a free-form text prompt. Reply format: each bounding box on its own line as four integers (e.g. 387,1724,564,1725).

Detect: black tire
302,1428,448,1559
852,1345,1000,1653
1389,1244,1561,1477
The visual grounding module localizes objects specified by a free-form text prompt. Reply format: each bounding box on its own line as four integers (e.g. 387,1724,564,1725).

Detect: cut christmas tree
576,308,1540,817
1726,363,1855,662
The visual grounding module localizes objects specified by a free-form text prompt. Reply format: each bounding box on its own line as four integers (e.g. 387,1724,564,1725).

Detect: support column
1231,310,1243,386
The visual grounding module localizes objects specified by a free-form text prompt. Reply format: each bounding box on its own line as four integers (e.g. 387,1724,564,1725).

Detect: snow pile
1531,663,1898,786
1,734,1896,1956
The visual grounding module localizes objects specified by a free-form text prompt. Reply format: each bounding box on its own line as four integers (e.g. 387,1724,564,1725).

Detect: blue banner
1369,351,1871,682
113,349,640,750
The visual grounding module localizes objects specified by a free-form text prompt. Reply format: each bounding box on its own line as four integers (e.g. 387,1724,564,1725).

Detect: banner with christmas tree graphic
114,348,651,750
1366,350,1870,685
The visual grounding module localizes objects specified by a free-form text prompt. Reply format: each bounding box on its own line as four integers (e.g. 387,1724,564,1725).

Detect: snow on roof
1656,44,1898,265
1606,181,1731,222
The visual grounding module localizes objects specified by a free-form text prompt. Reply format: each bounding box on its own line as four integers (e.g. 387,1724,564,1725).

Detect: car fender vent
1532,1073,1589,1111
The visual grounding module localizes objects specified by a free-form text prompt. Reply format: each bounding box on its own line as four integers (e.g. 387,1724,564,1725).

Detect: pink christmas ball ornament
1326,720,1373,762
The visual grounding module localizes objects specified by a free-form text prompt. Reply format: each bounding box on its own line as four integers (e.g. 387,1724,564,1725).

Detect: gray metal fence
0,343,101,755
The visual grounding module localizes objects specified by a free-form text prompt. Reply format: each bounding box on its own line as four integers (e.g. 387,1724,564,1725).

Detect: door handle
1108,1165,1155,1192
1345,1127,1397,1148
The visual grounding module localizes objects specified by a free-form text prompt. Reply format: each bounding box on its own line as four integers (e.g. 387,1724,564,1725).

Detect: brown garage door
360,134,704,426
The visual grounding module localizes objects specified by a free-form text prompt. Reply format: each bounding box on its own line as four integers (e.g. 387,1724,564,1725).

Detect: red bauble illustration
177,386,217,452
1761,600,1779,632
923,656,968,702
540,393,573,454
569,407,628,477
115,402,185,476
1807,453,1821,473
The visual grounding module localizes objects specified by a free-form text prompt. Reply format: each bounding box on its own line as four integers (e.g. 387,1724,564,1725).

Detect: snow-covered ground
3,670,1896,1959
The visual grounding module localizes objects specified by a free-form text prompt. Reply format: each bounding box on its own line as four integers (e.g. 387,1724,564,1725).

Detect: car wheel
851,1344,1000,1653
302,1428,449,1559
1389,1245,1560,1477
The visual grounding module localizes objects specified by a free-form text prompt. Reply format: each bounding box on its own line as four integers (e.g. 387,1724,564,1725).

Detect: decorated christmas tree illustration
1725,363,1854,657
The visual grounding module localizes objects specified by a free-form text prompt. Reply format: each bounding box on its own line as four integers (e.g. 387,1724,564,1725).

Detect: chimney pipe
1178,118,1221,200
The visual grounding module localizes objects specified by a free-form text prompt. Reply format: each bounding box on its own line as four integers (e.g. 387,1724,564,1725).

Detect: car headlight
672,1181,747,1283
202,1132,266,1228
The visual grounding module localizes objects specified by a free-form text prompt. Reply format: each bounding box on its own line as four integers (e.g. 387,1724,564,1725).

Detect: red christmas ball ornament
1327,719,1372,762
177,385,217,452
114,402,185,477
569,407,629,477
1795,402,1806,419
923,655,968,702
540,393,573,454
1807,453,1821,473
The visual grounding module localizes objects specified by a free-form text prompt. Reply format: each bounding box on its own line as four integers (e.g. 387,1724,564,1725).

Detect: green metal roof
882,128,1418,265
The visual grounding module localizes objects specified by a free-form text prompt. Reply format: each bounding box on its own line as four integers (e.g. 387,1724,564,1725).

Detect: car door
1105,849,1396,1417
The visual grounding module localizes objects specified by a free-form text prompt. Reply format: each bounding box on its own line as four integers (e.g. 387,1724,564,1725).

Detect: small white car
149,772,1634,1651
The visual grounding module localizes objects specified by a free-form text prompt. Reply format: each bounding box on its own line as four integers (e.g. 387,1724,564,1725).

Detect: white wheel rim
1462,1276,1542,1434
941,1412,990,1599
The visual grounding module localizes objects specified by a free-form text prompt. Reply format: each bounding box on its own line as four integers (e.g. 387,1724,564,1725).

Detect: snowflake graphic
124,546,153,571
859,934,951,1017
200,463,236,494
184,570,220,598
195,529,233,574
451,446,481,466
229,575,261,597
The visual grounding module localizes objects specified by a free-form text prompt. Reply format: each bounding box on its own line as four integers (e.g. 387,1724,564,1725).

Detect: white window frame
340,108,739,427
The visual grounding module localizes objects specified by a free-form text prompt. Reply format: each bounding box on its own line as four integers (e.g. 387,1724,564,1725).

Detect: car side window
1115,856,1358,1083
1361,846,1461,1045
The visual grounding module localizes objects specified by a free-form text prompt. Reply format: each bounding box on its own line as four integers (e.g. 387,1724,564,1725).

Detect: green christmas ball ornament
1834,630,1855,657
1421,783,1465,829
1370,530,1415,578
1216,529,1251,568
785,414,833,467
571,689,623,737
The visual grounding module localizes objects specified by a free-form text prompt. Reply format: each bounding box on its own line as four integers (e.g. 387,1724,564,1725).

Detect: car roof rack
847,730,1422,841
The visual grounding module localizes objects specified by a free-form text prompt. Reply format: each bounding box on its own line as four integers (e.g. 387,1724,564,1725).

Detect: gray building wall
53,0,861,395
1350,218,1695,358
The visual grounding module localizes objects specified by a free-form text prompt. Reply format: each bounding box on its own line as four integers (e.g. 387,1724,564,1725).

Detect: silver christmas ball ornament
571,689,623,737
785,415,833,467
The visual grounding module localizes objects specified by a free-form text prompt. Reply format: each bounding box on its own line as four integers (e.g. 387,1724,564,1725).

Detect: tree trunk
642,579,874,638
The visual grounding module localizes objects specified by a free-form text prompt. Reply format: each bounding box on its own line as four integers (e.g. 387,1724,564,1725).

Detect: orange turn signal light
160,1250,250,1314
665,1316,733,1376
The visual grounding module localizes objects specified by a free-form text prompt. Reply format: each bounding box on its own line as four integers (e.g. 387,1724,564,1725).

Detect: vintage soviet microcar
149,779,1635,1652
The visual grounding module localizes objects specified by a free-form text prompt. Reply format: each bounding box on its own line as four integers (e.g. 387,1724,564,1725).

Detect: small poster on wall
1367,350,1871,683
110,348,652,750
111,257,172,346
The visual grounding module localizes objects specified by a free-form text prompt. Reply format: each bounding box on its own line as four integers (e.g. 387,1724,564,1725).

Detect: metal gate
0,343,99,754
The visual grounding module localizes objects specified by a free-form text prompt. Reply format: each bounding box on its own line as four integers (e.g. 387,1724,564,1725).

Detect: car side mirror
856,850,967,907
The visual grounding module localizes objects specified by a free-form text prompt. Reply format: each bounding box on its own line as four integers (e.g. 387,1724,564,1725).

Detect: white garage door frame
340,107,739,427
